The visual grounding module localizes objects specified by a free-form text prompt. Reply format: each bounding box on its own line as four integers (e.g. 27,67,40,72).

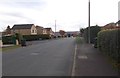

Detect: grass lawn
1,45,21,52
75,36,84,44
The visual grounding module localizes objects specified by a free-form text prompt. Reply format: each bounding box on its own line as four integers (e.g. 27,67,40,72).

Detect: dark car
94,37,97,48
21,39,26,47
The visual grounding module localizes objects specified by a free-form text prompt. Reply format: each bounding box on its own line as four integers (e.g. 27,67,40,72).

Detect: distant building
11,24,37,35
36,26,44,35
0,32,2,47
54,32,61,37
66,31,80,37
101,23,117,30
43,28,47,34
2,25,12,36
116,20,120,26
55,31,79,38
45,28,54,38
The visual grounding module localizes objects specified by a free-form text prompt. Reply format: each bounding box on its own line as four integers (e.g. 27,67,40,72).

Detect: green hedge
23,34,50,41
2,34,51,44
97,29,120,63
84,26,101,43
2,36,15,44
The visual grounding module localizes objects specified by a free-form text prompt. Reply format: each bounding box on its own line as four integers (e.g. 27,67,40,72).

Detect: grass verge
75,36,83,44
1,45,20,52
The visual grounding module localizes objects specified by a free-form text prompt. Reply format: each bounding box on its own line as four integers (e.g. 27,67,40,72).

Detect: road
2,38,75,76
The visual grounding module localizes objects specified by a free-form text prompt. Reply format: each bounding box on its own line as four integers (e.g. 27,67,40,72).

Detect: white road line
71,44,77,76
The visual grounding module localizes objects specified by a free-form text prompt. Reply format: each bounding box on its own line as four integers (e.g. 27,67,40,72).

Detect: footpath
74,38,119,77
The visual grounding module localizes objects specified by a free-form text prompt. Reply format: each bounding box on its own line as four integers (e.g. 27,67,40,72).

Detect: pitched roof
45,28,52,31
12,24,34,29
36,26,43,28
116,20,120,24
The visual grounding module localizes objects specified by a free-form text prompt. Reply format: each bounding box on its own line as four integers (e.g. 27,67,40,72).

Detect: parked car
94,37,97,48
21,39,26,47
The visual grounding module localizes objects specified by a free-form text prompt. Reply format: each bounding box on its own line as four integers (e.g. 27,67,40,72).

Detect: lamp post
55,20,56,37
55,20,56,33
88,0,91,44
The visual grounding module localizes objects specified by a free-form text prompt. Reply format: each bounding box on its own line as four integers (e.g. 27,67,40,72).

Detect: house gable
31,25,37,35
11,24,37,35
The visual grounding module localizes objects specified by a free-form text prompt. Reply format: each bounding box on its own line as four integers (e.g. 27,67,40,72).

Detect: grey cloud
1,12,26,18
0,0,46,9
0,12,35,24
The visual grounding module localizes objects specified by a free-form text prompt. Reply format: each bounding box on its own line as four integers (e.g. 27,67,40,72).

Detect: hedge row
83,26,101,43
2,36,15,44
97,29,120,63
2,34,51,44
23,34,50,41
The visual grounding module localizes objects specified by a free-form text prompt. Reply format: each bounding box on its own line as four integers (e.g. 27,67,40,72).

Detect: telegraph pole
55,20,56,33
88,0,91,44
55,20,56,37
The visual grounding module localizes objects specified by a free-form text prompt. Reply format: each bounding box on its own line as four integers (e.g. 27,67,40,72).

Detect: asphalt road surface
2,38,75,76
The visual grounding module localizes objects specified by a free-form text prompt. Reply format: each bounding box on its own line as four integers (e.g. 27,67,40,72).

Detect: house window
32,30,34,33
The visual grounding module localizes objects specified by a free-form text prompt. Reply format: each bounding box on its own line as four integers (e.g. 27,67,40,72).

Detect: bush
97,29,120,63
15,33,23,44
39,34,51,40
2,36,14,44
23,34,50,41
83,25,101,43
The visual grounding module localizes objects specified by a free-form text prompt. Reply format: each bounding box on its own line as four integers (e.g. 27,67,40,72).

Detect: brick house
42,28,47,34
45,28,54,38
101,23,117,30
36,26,44,35
11,24,37,35
2,25,12,36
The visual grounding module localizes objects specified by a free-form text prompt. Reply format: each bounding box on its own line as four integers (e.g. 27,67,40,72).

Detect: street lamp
88,0,91,44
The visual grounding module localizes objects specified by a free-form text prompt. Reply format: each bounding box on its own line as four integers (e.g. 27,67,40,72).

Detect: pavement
2,44,15,48
74,38,119,76
2,38,75,76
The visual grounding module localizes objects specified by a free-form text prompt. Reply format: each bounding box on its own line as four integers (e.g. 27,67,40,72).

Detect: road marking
30,52,39,55
71,44,77,76
78,55,88,59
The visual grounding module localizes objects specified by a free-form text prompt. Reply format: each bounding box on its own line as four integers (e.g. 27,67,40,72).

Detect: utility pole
55,20,56,37
88,0,91,44
55,20,56,33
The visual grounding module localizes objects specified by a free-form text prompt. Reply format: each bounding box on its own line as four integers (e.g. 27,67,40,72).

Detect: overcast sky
0,0,119,32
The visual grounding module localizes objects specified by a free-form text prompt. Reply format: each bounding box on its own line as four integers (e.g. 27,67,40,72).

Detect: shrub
15,33,23,44
97,29,120,63
39,34,50,40
23,34,50,41
2,36,14,44
83,25,101,43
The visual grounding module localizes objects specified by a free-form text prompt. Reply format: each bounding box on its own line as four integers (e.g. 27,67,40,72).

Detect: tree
80,28,84,37
6,25,11,35
15,33,23,44
83,25,101,43
59,30,66,37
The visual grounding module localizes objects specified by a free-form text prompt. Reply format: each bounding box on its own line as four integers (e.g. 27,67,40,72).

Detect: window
32,30,34,33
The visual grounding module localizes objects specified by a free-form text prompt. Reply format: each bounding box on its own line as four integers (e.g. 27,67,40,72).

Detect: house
2,25,12,36
45,28,54,38
11,24,37,35
116,20,120,26
66,31,79,37
42,28,47,34
36,26,44,35
54,32,61,37
0,32,2,47
101,23,116,30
